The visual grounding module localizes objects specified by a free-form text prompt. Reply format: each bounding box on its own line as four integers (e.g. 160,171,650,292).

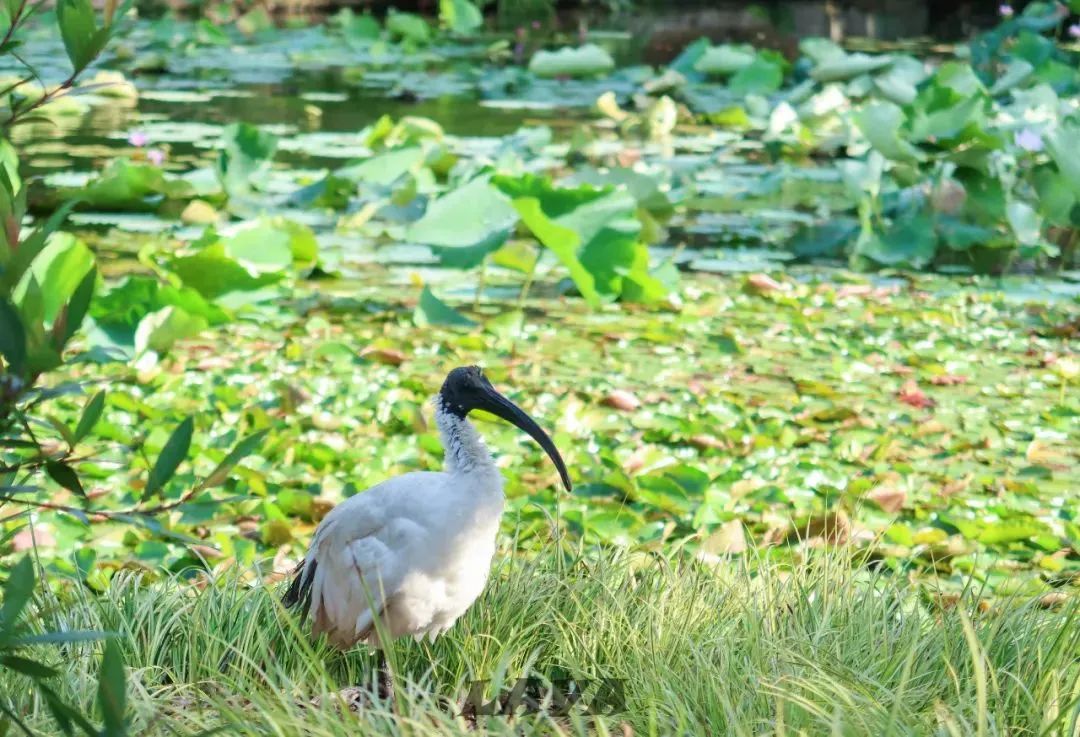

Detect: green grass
6,547,1080,735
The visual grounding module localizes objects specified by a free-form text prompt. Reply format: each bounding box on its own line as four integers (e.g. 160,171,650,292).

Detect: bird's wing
285,481,431,649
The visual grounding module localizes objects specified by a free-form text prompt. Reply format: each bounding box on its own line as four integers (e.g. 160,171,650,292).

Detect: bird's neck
434,397,501,485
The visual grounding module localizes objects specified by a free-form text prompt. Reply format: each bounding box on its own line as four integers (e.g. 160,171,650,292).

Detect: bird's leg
376,649,394,701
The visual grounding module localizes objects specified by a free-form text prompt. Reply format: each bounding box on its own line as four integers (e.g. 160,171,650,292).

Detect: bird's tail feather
282,559,316,621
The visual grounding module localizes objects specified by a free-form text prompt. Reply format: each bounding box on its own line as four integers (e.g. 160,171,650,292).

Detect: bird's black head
438,366,572,491
439,365,492,419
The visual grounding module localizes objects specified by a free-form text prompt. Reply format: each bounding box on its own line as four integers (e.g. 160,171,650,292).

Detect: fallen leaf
867,485,906,513
744,273,785,295
1039,592,1068,609
616,148,641,167
698,520,748,559
602,389,641,411
690,434,727,450
941,478,969,497
622,445,650,474
929,374,969,386
191,544,223,559
801,510,851,544
360,346,406,366
13,528,56,551
897,380,935,409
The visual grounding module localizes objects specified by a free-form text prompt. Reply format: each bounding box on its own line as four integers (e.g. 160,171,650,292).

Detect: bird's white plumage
298,398,505,649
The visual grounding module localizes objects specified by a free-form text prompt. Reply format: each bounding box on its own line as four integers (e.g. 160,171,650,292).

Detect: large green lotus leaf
223,225,292,274
512,197,597,304
1032,168,1079,226
932,62,987,97
13,233,94,324
799,37,846,63
222,219,319,273
333,8,380,42
498,175,669,305
216,123,278,197
873,56,929,105
693,44,757,77
439,0,482,34
668,37,710,78
854,102,924,161
811,52,893,82
91,275,230,331
528,44,614,78
386,11,431,44
1045,122,1080,198
909,93,987,144
729,55,785,96
337,146,426,186
170,243,284,302
493,173,609,216
937,217,995,252
134,305,209,356
1006,200,1042,246
856,213,937,268
989,58,1034,95
413,286,476,327
566,166,673,215
790,218,860,259
405,175,518,269
79,160,193,210
956,168,1007,222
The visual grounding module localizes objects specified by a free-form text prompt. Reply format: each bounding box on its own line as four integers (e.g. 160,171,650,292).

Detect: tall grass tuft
4,548,1080,735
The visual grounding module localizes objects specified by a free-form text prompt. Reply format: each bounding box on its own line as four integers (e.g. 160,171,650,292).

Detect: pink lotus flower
1069,23,1080,38
999,4,1014,16
127,131,148,147
147,148,165,166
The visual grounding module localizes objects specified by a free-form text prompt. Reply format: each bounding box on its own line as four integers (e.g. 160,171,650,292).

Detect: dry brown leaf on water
12,528,55,552
697,520,748,563
190,544,223,560
940,478,970,497
601,389,641,411
360,346,406,366
929,373,969,386
866,485,906,513
744,273,785,295
622,445,650,474
801,510,851,544
1039,592,1069,609
689,434,726,451
898,380,935,409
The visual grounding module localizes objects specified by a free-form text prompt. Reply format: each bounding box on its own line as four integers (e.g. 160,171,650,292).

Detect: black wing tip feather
282,559,316,621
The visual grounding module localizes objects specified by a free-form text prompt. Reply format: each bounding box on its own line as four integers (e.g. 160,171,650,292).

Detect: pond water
9,10,1080,303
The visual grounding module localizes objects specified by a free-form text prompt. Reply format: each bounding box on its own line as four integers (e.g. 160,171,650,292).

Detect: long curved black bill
476,387,572,491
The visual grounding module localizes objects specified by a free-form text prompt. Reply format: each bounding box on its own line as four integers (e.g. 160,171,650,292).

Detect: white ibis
283,365,572,695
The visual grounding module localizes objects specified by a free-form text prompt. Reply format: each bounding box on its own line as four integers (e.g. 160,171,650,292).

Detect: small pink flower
127,131,148,147
147,148,165,166
531,20,541,30
999,4,1013,16
1014,128,1043,152
515,26,525,38
1069,23,1080,38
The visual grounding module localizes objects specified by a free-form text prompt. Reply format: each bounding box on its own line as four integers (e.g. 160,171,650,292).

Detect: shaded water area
15,1,1007,173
